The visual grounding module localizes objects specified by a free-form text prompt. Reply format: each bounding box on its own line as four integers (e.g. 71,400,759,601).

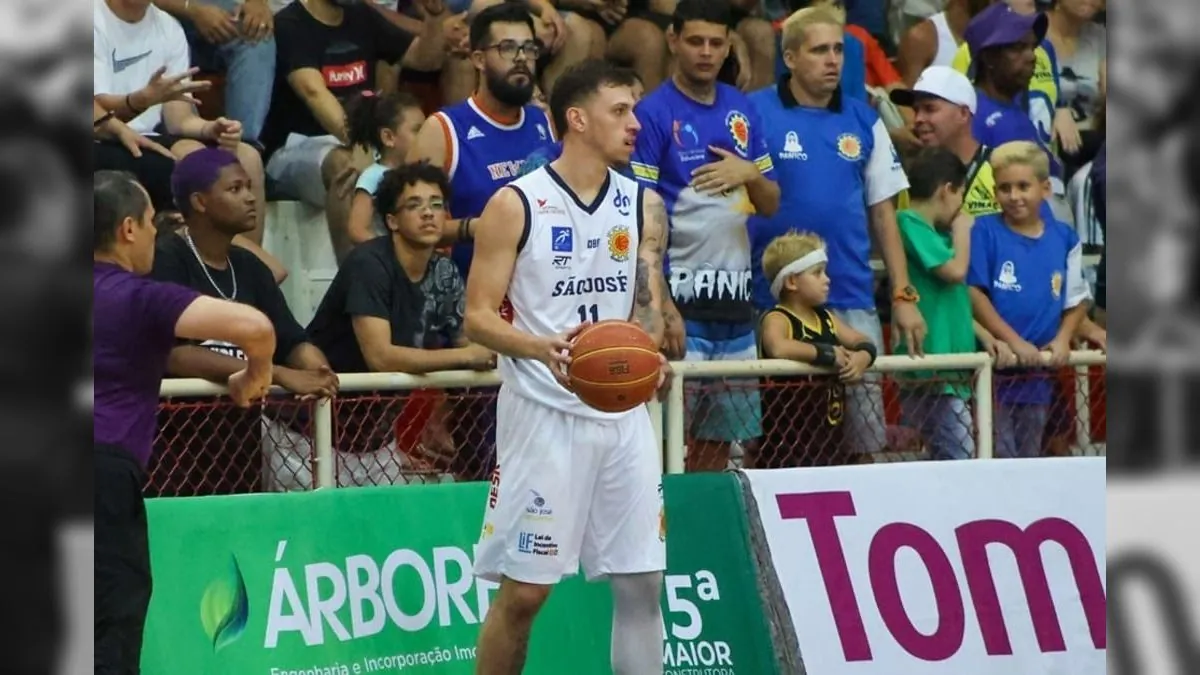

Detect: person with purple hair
149,149,340,494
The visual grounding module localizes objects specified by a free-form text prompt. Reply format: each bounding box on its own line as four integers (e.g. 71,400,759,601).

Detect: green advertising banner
142,474,778,675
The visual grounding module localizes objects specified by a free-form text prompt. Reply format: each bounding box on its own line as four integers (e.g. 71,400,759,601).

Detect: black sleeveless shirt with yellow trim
757,305,849,467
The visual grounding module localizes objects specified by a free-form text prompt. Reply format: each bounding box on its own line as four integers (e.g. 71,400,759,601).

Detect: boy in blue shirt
967,141,1090,458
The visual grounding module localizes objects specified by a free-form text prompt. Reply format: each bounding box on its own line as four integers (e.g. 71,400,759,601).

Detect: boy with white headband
756,231,878,467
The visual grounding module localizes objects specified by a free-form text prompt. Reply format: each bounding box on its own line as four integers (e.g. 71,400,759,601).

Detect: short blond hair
762,230,826,287
989,141,1051,181
781,6,845,51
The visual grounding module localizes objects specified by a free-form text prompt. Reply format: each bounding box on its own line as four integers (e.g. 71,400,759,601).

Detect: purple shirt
93,261,199,467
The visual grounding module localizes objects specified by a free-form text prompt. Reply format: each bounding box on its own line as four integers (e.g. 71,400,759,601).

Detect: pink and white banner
745,458,1106,675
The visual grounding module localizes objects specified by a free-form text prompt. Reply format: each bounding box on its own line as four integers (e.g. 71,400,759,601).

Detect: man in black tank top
756,232,878,467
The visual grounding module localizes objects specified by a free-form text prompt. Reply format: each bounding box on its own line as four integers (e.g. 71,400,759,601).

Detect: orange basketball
568,320,661,413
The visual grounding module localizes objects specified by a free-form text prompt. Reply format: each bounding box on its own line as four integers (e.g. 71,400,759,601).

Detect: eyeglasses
396,198,446,213
482,39,542,60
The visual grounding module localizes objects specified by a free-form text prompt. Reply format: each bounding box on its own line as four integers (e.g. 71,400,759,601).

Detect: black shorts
95,443,152,675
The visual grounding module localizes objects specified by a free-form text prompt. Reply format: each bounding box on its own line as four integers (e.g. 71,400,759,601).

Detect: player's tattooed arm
633,189,668,345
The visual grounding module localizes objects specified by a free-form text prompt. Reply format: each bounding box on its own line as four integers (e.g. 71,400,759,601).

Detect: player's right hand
227,363,272,408
541,324,589,389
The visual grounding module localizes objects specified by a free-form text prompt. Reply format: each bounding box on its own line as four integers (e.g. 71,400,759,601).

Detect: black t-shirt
262,2,415,157
308,236,465,373
150,233,308,364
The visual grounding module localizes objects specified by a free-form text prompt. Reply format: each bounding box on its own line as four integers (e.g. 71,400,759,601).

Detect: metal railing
158,350,1106,490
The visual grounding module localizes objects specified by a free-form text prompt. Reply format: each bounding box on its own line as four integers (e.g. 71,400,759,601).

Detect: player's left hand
655,352,673,402
691,146,758,196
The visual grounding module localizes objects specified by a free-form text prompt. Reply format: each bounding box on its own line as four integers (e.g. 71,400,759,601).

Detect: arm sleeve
749,104,776,181
343,254,394,321
865,118,910,204
93,27,113,94
630,101,667,188
901,221,954,271
136,279,201,346
967,222,992,291
1063,232,1091,309
247,255,309,362
275,12,322,74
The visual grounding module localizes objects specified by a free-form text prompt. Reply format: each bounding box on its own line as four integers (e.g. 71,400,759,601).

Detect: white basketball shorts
473,387,666,585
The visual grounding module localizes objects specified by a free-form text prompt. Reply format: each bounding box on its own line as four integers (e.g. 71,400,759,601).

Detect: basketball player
464,60,669,675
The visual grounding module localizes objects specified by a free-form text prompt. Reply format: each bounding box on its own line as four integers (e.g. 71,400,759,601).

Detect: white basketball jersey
500,165,644,419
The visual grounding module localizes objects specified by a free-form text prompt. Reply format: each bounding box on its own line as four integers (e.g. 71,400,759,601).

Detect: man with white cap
891,64,1053,221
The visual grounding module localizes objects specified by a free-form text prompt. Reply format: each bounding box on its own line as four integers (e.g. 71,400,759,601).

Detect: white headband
769,249,828,299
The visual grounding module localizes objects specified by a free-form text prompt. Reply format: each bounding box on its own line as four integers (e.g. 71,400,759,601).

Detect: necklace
183,228,237,300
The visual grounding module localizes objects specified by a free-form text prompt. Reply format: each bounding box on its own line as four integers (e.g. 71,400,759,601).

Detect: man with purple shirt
93,170,275,674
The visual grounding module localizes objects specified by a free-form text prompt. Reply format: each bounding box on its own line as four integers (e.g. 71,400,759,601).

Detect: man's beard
486,67,534,108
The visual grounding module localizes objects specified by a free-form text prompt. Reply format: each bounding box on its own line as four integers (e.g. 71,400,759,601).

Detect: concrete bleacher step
262,201,338,327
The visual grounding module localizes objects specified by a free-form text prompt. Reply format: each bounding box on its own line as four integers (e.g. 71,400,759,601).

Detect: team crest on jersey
836,133,863,161
607,225,631,262
725,111,750,156
1051,271,1063,299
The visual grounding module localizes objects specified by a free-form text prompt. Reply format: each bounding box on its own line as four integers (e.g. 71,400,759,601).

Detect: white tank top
929,12,960,69
500,164,644,420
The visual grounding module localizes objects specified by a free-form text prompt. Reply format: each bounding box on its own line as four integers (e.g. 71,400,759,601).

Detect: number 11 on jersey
577,304,599,323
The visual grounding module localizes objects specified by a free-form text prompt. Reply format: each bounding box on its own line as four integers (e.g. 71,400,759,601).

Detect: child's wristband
812,343,838,368
852,341,877,366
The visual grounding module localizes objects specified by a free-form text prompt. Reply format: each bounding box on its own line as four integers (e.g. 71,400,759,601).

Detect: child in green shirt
896,148,1009,460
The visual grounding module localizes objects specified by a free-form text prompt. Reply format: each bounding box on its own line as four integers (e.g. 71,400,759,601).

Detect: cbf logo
613,188,631,216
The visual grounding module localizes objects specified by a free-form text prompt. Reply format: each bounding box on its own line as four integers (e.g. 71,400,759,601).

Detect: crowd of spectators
92,0,1108,490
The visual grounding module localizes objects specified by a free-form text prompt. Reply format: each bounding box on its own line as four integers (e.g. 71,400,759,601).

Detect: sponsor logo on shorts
488,466,501,509
517,531,558,556
525,490,553,519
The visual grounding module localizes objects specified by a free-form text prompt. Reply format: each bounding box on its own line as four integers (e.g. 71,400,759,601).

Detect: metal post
975,363,994,459
1073,364,1092,456
647,398,665,473
313,398,334,488
666,375,686,474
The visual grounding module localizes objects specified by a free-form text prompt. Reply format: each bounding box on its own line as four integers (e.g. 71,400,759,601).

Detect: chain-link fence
149,352,1106,497
149,385,502,497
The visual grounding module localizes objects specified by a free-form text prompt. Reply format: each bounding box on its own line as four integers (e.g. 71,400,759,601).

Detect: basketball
568,320,661,413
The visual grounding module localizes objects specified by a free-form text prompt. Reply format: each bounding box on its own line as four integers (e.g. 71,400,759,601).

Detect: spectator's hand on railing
836,346,871,383
1045,336,1072,368
235,0,274,43
274,365,339,400
981,334,1018,369
189,4,240,45
463,344,499,371
139,66,210,108
201,116,242,152
892,303,927,357
227,364,272,408
1008,337,1043,368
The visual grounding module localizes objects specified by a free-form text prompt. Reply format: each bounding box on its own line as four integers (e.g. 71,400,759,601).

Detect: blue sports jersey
747,82,909,310
434,98,556,278
968,213,1083,405
631,80,776,326
974,91,1063,181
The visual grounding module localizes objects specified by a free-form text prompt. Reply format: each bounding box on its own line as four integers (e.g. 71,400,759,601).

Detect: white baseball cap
889,66,977,115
